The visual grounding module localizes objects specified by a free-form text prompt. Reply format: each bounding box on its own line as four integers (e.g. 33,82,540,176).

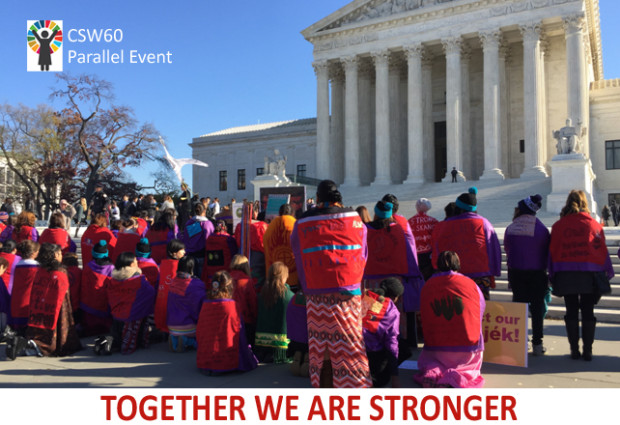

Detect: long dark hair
36,243,65,273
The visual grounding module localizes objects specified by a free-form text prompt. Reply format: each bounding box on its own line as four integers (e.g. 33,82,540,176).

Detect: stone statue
553,118,586,155
264,149,287,176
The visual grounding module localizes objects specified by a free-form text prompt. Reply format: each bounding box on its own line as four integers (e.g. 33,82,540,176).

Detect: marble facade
303,0,601,184
192,0,620,209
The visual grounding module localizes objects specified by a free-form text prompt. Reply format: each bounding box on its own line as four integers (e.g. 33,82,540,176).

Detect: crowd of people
0,180,615,389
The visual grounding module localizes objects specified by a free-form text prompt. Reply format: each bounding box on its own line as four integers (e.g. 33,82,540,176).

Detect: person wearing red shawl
362,277,404,388
431,187,501,300
154,239,185,333
107,252,155,355
0,240,21,297
135,238,159,289
8,211,39,244
7,243,81,360
80,240,114,336
201,220,238,284
229,255,257,345
549,190,614,361
81,213,117,267
504,194,550,356
263,204,298,290
111,218,142,263
9,241,40,333
291,180,371,388
39,213,77,254
196,270,258,374
166,256,206,352
380,194,410,233
145,209,178,264
234,205,268,287
408,198,439,280
415,251,485,388
364,200,425,347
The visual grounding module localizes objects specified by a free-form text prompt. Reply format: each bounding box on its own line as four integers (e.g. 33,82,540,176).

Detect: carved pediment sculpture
322,0,456,31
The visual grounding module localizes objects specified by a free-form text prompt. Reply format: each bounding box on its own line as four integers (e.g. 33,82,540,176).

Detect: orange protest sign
482,301,528,367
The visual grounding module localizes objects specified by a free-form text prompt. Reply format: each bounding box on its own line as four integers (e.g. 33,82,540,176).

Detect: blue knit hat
92,240,108,259
374,201,393,219
135,238,151,258
455,187,478,212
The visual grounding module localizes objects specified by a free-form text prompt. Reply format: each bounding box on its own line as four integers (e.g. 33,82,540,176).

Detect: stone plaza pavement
1,319,618,388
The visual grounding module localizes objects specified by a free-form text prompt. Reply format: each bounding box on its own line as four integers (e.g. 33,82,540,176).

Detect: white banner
1,388,618,424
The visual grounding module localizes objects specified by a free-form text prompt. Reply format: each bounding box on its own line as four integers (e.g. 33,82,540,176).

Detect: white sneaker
532,344,546,356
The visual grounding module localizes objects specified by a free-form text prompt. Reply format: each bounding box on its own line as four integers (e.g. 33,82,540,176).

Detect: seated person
196,270,258,374
166,256,207,352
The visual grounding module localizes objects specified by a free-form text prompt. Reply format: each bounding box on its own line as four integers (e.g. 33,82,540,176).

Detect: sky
2,0,619,190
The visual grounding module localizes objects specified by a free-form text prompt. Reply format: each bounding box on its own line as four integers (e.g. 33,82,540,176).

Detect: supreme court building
191,0,620,207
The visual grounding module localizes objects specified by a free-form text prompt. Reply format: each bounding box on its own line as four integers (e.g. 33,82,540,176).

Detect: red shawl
28,269,69,330
154,258,178,332
0,252,20,294
196,299,241,371
111,232,141,263
10,262,39,324
81,225,117,266
39,228,73,253
365,223,409,276
137,257,160,288
431,217,489,276
420,271,483,351
202,232,237,282
550,212,609,267
14,226,37,244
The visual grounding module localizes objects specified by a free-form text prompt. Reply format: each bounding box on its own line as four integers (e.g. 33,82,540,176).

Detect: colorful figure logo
27,20,63,72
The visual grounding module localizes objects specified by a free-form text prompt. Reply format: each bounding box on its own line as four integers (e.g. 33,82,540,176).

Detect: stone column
499,43,511,177
564,14,588,153
358,60,374,185
372,50,391,185
422,52,434,182
460,44,472,179
520,24,548,178
313,61,330,180
342,56,361,186
442,37,463,182
480,30,505,180
404,44,425,184
330,65,345,184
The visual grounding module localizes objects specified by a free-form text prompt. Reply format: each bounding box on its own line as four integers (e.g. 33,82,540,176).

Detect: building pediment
302,0,459,38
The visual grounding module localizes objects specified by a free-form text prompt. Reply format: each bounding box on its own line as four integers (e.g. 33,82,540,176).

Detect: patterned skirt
306,293,371,388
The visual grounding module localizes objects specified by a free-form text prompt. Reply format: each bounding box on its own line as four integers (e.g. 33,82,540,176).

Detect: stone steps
491,243,620,323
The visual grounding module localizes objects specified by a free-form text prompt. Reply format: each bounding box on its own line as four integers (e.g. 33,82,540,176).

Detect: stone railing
591,79,620,90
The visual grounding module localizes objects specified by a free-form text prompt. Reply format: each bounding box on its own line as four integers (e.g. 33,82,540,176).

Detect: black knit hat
455,187,478,212
316,180,342,204
518,194,543,215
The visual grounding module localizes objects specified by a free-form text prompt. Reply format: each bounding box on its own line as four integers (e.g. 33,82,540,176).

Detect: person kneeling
414,251,485,388
362,277,408,388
